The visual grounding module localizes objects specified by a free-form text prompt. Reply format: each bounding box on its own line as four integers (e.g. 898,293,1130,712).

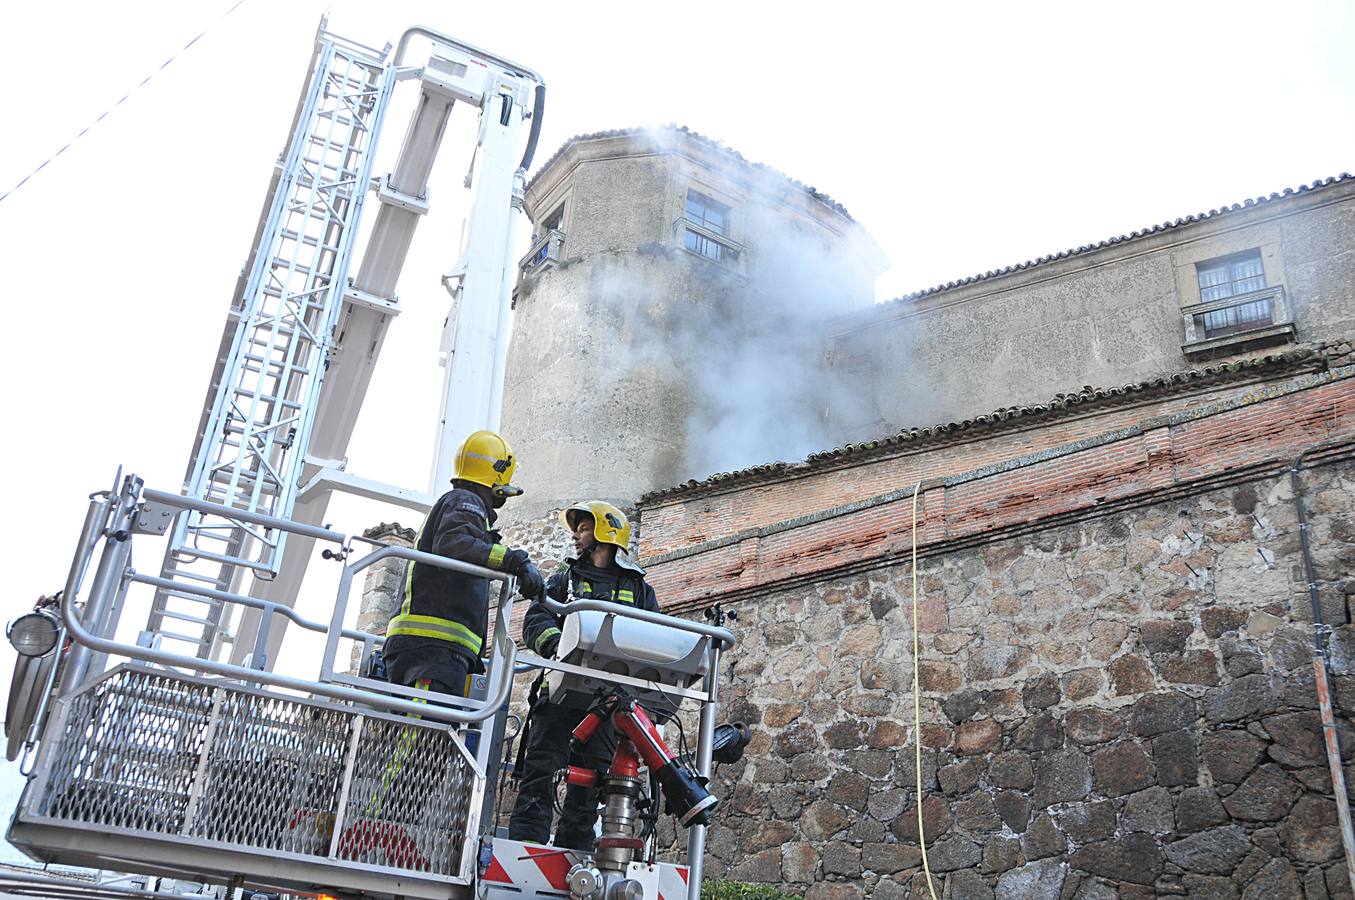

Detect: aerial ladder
3,20,742,900
147,21,545,669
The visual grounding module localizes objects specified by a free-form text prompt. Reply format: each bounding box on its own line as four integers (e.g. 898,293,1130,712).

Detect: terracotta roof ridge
526,124,855,221
878,173,1355,308
638,341,1350,504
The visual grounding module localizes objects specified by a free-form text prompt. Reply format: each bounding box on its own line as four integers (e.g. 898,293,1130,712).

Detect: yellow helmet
452,430,522,498
560,501,631,552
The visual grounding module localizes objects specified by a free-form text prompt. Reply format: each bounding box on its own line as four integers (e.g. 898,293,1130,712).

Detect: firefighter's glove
502,548,531,574
541,634,560,659
502,549,544,598
517,562,545,600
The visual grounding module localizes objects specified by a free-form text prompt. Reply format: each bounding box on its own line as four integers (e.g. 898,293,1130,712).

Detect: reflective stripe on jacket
383,486,508,670
521,558,659,657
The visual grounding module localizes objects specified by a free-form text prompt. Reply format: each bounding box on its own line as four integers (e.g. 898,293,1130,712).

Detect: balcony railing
1181,284,1295,357
518,228,564,275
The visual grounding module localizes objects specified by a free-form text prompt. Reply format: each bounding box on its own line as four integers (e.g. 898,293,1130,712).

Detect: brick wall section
638,372,1325,558
643,371,1355,614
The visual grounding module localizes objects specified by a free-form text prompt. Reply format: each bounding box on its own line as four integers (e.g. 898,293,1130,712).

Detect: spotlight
711,722,751,765
7,610,59,658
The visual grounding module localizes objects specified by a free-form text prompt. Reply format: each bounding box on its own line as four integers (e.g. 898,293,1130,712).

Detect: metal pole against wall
685,640,722,900
1292,449,1355,897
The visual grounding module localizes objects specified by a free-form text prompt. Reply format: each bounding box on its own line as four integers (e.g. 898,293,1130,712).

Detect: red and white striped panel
657,862,690,900
478,839,691,900
481,839,582,896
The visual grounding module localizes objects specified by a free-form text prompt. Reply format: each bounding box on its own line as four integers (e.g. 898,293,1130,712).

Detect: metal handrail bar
324,545,522,751
141,487,350,545
127,572,377,645
59,572,514,726
61,495,111,609
343,542,520,582
539,596,736,650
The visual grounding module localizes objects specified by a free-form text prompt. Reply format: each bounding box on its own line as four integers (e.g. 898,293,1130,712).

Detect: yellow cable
911,480,940,900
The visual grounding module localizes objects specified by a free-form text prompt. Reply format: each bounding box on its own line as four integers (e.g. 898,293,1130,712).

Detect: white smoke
582,129,887,482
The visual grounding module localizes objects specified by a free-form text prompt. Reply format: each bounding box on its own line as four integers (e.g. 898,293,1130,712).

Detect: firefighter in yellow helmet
381,430,544,698
507,500,660,849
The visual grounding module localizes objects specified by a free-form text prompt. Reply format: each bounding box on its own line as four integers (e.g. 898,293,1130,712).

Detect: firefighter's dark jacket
522,556,659,660
383,486,511,673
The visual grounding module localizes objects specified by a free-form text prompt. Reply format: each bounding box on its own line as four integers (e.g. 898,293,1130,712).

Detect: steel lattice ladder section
147,36,395,659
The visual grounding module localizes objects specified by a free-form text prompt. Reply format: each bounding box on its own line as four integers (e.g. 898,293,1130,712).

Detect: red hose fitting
566,766,599,788
571,708,605,754
610,740,642,778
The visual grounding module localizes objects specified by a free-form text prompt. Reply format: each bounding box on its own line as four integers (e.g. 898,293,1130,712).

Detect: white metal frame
227,25,546,673
10,474,735,900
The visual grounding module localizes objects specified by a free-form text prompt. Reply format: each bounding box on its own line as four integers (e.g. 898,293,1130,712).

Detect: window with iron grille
683,190,739,263
525,204,565,270
1194,250,1270,339
1180,247,1295,356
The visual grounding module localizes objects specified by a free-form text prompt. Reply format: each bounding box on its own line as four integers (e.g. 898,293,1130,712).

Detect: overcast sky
0,0,1351,864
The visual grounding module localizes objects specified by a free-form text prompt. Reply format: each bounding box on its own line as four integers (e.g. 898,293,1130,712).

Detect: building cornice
525,125,859,226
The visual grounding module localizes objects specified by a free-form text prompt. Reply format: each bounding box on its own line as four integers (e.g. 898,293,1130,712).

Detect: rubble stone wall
672,458,1355,899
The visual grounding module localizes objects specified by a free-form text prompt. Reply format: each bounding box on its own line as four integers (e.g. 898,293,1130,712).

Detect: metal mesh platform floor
10,666,482,900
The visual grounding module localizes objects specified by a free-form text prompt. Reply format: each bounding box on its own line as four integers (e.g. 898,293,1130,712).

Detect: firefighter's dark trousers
507,697,615,850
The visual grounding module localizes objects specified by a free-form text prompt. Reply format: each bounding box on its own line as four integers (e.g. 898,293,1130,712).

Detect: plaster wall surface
830,182,1355,439
501,129,883,524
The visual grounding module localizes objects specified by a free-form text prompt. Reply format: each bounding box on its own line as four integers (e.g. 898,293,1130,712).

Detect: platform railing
10,474,523,896
53,475,517,726
15,472,737,900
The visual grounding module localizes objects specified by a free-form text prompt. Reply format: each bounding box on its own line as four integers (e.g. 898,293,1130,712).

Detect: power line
0,0,251,206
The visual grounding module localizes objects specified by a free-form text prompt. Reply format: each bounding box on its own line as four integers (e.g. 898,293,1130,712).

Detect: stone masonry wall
669,459,1355,899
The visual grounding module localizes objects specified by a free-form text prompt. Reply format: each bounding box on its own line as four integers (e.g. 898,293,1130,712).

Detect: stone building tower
498,127,888,524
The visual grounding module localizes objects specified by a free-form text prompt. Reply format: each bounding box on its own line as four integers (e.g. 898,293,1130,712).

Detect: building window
1197,249,1266,303
1194,294,1274,340
681,189,741,265
1181,248,1294,356
686,191,730,237
520,203,566,275
684,228,733,261
541,204,564,235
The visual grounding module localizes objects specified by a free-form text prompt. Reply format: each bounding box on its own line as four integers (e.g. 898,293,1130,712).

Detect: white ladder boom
139,24,544,667
148,32,396,658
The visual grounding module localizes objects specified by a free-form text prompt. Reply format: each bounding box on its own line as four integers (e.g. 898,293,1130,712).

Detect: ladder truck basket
12,664,484,893
7,474,520,899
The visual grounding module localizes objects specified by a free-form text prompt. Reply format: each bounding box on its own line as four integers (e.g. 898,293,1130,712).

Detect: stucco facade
829,176,1355,439
499,159,1355,511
